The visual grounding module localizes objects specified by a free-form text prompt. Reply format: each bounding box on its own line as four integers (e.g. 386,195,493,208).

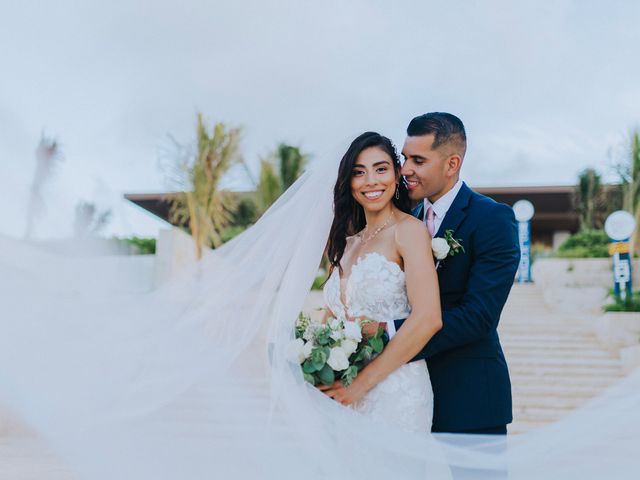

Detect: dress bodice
323,252,412,323
323,252,432,433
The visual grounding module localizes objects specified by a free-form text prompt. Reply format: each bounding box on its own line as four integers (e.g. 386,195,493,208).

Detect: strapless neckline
324,251,409,323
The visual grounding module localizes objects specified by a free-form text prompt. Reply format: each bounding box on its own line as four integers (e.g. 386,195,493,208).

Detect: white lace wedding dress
323,251,433,433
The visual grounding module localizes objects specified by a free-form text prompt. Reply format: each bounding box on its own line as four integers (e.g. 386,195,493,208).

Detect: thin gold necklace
361,210,395,245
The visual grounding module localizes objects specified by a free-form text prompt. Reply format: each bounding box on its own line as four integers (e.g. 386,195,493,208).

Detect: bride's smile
350,146,399,213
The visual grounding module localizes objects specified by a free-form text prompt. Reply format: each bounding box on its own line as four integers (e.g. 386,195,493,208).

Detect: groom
389,112,520,435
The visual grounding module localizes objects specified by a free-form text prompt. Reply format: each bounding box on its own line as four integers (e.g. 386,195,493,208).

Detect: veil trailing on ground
0,156,639,479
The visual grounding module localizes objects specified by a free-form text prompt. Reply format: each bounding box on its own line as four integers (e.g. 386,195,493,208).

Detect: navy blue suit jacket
394,182,520,432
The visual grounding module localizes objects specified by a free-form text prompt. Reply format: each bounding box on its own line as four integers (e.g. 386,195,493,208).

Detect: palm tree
256,143,309,213
24,134,63,239
73,202,111,237
168,113,242,259
616,130,640,254
575,168,602,231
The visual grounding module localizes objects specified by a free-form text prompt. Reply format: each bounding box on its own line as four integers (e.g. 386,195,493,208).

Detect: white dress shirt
422,179,464,235
386,179,464,338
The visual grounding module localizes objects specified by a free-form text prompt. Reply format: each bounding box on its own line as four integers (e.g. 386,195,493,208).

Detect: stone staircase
501,284,625,434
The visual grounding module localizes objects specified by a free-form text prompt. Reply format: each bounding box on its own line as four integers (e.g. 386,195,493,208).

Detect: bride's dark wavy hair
326,132,411,274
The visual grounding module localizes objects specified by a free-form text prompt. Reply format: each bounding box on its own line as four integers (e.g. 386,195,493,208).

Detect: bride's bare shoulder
394,211,430,246
395,210,422,226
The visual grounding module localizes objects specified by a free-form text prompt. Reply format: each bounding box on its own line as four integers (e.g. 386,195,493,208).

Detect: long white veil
1,156,639,479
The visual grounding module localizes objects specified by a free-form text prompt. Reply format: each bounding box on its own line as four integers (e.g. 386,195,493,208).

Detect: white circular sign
604,210,636,241
513,200,535,222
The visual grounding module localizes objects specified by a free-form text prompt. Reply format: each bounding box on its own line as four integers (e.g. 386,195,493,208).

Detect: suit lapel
434,182,472,238
412,202,425,221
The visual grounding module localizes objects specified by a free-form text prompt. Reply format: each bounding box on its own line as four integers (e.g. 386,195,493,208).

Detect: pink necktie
425,206,435,237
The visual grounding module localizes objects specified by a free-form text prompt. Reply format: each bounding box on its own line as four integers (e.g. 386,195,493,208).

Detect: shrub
232,197,258,227
531,242,553,264
556,229,610,258
604,291,640,312
220,225,247,244
120,237,156,254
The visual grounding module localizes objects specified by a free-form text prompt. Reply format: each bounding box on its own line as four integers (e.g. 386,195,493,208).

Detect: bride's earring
395,184,400,200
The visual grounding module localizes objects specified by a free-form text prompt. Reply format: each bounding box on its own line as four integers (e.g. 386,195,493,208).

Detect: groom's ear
445,154,463,178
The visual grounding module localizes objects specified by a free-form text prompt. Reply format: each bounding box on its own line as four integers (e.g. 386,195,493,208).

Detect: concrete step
513,405,578,418
512,383,612,398
509,422,549,434
507,356,621,368
500,333,604,351
504,349,615,360
512,395,592,410
502,326,577,332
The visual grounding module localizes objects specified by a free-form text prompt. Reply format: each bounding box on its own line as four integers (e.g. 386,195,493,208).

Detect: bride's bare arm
321,219,442,405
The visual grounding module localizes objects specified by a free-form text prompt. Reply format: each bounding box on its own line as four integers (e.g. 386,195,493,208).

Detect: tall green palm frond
278,144,308,191
576,168,602,230
257,159,282,212
628,131,640,254
168,113,242,259
256,143,309,214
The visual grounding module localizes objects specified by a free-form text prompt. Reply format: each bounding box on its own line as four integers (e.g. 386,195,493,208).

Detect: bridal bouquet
288,313,386,387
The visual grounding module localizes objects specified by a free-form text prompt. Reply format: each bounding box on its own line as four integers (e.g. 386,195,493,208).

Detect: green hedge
117,237,156,254
556,230,610,258
604,291,640,312
220,226,247,244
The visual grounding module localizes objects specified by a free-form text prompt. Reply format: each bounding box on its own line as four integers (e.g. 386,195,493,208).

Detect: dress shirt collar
423,179,464,220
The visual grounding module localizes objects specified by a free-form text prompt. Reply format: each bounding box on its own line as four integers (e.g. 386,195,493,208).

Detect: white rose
432,238,451,260
301,340,314,359
340,339,358,357
343,321,362,342
329,318,342,330
330,329,345,341
287,338,306,364
327,347,350,371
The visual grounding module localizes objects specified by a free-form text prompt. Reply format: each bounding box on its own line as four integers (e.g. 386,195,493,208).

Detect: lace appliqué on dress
323,252,433,433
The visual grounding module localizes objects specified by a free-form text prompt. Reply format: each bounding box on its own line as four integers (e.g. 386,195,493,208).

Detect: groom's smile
400,133,460,203
405,179,420,191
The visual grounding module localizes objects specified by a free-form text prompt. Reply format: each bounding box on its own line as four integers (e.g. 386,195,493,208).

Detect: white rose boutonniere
431,238,450,260
432,229,465,268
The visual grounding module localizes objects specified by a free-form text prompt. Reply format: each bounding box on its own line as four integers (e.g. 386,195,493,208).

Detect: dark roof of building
124,185,583,234
124,191,256,227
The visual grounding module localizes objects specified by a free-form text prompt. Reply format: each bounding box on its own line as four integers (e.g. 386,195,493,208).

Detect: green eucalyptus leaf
341,365,358,386
318,364,335,386
310,348,327,371
302,359,318,374
369,336,384,354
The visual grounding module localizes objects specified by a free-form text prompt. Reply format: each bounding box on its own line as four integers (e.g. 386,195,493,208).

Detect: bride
318,131,441,433
1,130,639,479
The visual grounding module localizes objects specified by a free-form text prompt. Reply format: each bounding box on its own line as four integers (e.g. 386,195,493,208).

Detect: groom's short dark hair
407,112,467,158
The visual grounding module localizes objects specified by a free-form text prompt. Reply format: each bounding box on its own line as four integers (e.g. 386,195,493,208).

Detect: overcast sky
1,0,639,238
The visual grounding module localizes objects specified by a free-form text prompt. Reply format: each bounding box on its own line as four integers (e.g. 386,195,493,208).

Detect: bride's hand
318,379,368,406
